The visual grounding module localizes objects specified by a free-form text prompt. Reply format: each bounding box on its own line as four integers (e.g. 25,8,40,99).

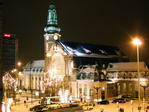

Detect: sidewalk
11,101,39,112
92,100,149,112
11,91,40,112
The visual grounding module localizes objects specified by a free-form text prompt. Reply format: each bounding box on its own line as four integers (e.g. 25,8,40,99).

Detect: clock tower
44,0,61,74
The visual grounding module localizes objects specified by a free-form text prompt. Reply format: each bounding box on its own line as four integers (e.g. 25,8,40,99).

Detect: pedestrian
80,98,83,102
119,108,124,112
26,97,28,101
24,100,26,106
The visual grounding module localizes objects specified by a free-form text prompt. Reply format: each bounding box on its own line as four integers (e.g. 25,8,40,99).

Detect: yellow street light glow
132,37,142,112
133,38,142,45
17,62,22,66
13,69,17,72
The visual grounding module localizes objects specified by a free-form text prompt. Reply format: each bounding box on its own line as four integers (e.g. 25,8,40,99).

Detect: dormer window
109,64,113,68
99,49,107,55
82,47,91,54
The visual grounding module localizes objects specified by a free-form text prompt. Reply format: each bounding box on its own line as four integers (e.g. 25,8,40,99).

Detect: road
11,100,149,112
9,91,149,112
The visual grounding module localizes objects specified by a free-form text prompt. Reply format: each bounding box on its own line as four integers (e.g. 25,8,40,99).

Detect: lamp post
140,83,148,101
130,100,134,112
94,86,100,103
17,62,22,89
133,38,142,112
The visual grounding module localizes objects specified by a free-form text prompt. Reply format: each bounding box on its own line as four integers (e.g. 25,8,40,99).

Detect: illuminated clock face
53,35,58,40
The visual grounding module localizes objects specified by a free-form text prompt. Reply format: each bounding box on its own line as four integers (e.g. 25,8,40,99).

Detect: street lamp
140,83,148,100
94,86,101,103
132,38,142,111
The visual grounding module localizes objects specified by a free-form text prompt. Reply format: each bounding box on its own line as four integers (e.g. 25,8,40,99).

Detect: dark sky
3,0,149,65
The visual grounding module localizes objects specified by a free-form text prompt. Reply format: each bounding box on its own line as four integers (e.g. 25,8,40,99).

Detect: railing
107,72,149,80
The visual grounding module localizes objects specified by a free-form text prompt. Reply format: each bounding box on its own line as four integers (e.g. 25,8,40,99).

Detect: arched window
129,83,133,94
123,83,126,93
117,83,120,94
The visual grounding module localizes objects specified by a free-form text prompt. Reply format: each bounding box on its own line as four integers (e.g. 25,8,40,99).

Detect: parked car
117,94,133,102
70,101,83,107
70,103,79,107
111,98,126,103
122,95,133,101
47,103,62,109
36,107,49,112
29,105,46,111
98,100,109,105
82,103,94,111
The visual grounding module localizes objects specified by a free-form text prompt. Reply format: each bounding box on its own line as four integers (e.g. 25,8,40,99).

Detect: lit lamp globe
133,38,142,45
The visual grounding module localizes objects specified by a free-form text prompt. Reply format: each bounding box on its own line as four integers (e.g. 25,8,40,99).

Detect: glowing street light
17,62,22,67
132,38,142,112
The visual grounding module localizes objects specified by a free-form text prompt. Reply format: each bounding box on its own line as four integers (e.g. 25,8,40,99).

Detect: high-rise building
0,2,3,35
0,33,18,75
0,2,3,75
0,1,4,108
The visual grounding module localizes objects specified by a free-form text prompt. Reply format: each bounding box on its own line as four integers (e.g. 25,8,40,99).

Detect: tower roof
44,0,61,34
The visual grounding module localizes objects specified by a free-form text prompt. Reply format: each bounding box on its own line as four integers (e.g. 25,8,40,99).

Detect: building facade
43,0,128,102
22,60,45,91
106,62,149,100
20,1,149,103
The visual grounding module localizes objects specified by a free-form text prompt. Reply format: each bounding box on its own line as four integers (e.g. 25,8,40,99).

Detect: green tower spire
44,0,60,34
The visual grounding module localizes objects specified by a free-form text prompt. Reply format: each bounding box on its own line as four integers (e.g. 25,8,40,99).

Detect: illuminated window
53,45,57,51
123,83,126,93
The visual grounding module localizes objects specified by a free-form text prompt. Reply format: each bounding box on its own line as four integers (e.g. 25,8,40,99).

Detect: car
82,103,94,111
98,100,109,105
36,107,49,112
111,98,126,103
70,101,83,107
70,103,79,107
29,105,46,111
47,103,62,109
121,95,133,101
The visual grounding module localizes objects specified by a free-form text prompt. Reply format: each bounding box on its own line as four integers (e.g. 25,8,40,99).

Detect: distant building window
109,64,113,68
123,83,126,93
84,87,87,96
79,88,82,94
101,74,104,79
99,49,107,55
70,87,72,94
89,89,93,96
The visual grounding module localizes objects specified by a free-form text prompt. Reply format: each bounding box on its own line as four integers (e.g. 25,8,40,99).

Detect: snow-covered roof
24,60,44,68
107,62,149,71
58,41,128,59
22,60,45,74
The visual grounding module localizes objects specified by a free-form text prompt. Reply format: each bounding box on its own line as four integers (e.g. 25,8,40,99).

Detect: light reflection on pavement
11,100,149,112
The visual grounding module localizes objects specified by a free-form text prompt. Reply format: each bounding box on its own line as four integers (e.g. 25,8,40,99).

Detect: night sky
3,0,149,65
